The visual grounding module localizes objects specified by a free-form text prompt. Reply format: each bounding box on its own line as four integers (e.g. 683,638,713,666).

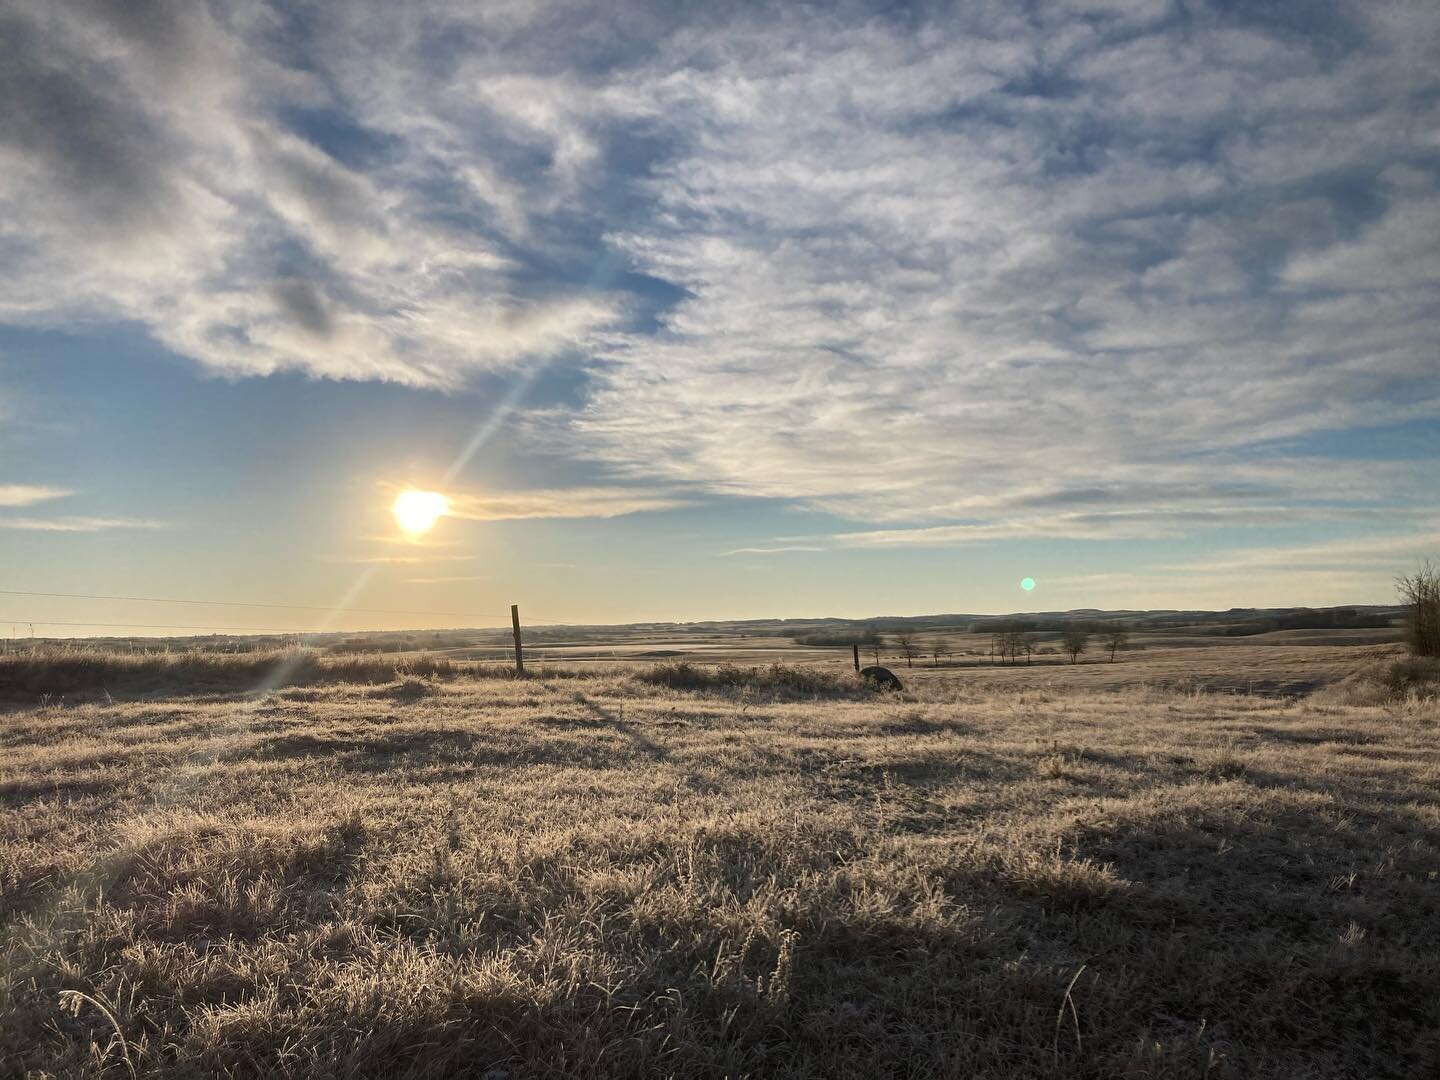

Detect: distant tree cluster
1060,628,1089,663
983,620,1130,665
791,630,868,647
989,623,1035,664
1222,608,1394,636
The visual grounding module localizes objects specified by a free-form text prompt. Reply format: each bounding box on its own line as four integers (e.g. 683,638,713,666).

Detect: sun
393,489,448,536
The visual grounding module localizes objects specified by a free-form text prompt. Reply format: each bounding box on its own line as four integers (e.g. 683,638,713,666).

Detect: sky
1,0,1438,636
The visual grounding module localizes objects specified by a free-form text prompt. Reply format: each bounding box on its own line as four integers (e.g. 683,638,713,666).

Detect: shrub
1385,656,1440,696
791,630,863,647
635,662,864,697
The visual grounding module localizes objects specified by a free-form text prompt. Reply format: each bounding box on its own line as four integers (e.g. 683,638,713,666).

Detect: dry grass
2,657,1438,1078
0,647,598,701
634,661,871,697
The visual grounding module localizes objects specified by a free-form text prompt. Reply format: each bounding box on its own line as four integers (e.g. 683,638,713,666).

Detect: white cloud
719,545,826,557
1162,529,1440,575
0,484,71,507
566,2,1440,530
447,487,689,522
0,1,620,388
0,516,163,532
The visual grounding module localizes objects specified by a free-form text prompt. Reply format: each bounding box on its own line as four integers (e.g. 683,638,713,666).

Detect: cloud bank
1,0,1437,541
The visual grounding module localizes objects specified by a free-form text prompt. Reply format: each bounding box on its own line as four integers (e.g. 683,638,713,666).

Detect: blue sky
0,0,1437,634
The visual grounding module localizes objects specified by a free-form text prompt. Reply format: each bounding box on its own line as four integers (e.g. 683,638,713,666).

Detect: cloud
1020,527,1440,609
0,484,71,507
1,0,1437,548
0,1,620,387
819,502,1429,548
0,516,163,532
1161,529,1440,575
446,487,690,521
719,546,826,557
561,1,1440,531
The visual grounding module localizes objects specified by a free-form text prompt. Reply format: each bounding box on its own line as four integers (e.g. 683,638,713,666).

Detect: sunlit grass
1,660,1437,1076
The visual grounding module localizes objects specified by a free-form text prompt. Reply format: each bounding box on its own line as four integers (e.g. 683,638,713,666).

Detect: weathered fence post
511,604,525,677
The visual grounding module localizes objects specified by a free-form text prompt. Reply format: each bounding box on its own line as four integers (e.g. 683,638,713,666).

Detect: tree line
985,621,1129,665
834,621,1134,668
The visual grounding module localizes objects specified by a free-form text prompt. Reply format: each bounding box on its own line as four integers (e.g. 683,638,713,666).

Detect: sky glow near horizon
0,0,1437,634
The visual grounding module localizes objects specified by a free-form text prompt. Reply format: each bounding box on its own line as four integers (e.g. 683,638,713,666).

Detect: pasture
1,645,1437,1077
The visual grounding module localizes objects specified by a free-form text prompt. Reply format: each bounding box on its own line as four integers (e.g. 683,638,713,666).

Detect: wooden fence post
852,643,860,673
511,604,525,677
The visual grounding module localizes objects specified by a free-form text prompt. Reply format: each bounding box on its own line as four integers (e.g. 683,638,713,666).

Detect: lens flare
393,490,448,536
1020,577,1036,592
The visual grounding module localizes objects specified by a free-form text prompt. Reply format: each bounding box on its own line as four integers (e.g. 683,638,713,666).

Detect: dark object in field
860,666,903,690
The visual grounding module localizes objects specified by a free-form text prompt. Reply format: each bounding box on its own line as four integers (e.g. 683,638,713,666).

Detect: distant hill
32,603,1406,653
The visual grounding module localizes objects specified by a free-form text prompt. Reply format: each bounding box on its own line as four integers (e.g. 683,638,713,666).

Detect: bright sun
393,489,448,536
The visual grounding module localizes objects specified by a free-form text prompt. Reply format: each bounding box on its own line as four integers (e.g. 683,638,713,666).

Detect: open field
0,637,1408,704
2,647,1439,1078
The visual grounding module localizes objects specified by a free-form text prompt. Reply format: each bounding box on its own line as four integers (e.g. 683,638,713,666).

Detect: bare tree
860,626,885,666
893,628,921,668
1060,627,1090,664
1397,560,1440,657
1018,632,1035,664
1103,624,1130,662
931,637,952,667
990,621,1025,665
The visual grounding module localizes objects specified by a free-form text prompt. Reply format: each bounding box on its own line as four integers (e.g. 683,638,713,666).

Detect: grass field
2,648,1438,1077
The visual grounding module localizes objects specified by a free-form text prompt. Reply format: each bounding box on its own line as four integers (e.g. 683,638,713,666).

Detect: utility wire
0,588,535,622
0,617,515,634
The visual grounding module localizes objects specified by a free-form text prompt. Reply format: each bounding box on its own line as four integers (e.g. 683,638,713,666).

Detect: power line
0,588,526,621
1,617,515,634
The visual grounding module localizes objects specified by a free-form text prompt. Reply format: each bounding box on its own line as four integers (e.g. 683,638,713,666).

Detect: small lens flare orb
1020,577,1036,592
393,490,448,536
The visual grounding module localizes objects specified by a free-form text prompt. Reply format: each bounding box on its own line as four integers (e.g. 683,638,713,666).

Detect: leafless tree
1103,625,1130,662
1397,560,1440,657
1015,633,1035,664
990,621,1027,665
931,637,951,667
1061,627,1090,664
893,629,921,668
860,626,885,666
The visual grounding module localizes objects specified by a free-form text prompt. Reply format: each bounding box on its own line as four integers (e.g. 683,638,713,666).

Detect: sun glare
393,489,448,536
